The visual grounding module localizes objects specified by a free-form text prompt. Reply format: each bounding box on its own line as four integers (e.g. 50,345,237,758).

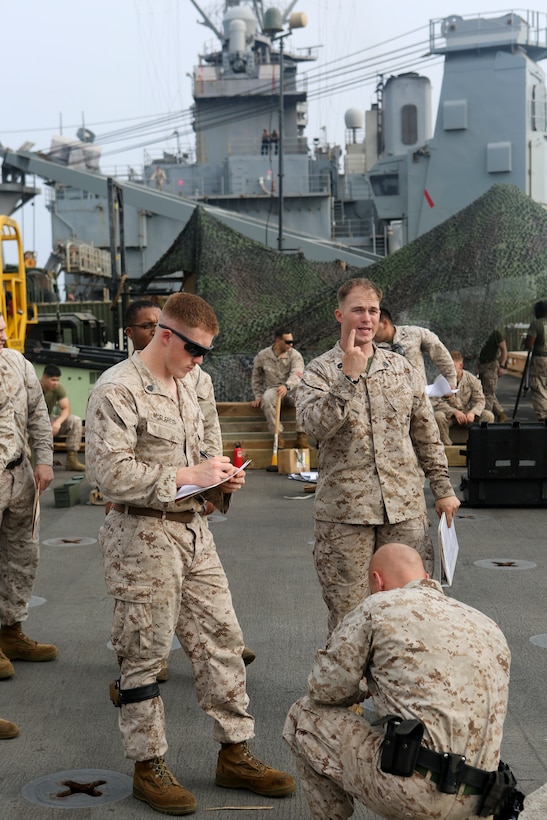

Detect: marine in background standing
524,299,547,422
478,329,509,422
124,299,161,353
374,307,457,388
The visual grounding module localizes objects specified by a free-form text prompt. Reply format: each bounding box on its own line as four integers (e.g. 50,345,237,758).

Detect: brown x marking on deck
57,779,107,798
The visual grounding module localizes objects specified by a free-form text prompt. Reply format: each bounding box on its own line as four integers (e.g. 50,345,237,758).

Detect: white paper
31,487,40,540
426,374,458,398
287,471,318,482
175,459,252,500
438,512,459,586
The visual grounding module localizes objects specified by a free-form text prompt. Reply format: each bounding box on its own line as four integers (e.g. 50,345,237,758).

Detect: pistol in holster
479,761,525,819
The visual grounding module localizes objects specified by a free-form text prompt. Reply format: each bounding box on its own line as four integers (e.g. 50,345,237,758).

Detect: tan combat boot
0,623,58,662
0,717,19,739
216,741,296,797
66,450,85,471
295,431,309,449
0,648,15,679
133,756,197,815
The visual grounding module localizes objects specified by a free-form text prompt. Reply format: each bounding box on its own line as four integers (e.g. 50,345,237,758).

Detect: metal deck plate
474,559,537,570
42,536,97,547
21,768,132,808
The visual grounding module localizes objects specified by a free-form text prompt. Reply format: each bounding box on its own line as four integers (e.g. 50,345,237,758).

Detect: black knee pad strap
109,678,160,707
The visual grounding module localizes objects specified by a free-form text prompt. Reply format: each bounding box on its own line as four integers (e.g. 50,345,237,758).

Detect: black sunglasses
128,322,157,330
283,339,295,345
158,323,214,358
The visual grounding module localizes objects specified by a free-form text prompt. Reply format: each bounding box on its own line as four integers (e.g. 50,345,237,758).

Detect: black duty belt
111,504,195,524
415,746,489,795
6,454,23,470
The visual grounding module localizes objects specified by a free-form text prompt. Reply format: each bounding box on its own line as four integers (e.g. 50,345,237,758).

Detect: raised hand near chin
342,329,368,380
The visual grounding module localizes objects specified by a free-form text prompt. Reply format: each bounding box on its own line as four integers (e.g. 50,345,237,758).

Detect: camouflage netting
141,185,547,400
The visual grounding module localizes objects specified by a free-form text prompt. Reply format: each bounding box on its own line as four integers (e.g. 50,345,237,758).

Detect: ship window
531,85,547,133
369,174,399,196
401,105,418,145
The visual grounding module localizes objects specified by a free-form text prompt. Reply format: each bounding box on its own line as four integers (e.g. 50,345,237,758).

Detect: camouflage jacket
378,325,457,387
251,345,304,399
308,577,510,772
186,365,223,456
86,353,227,513
296,343,454,525
0,348,53,468
431,369,486,418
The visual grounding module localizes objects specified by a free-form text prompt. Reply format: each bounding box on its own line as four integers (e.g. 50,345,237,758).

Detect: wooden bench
218,402,317,470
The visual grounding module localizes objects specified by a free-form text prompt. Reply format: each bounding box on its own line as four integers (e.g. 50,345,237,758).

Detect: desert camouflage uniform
478,361,505,416
284,578,510,820
296,344,454,632
432,369,494,445
0,349,53,626
527,317,547,421
478,330,505,416
379,325,457,387
251,345,304,434
86,353,254,760
187,364,223,456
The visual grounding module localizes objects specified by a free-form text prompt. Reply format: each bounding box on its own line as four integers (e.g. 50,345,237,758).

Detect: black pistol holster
479,761,525,819
375,716,524,819
374,714,424,777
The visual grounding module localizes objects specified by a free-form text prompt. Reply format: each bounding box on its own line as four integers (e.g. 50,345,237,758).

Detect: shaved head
369,543,428,593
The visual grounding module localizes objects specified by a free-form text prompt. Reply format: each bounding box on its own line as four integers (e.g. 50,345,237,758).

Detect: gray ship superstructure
363,10,547,248
1,6,547,290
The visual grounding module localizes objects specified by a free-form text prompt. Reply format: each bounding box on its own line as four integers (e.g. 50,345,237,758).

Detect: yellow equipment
0,215,37,351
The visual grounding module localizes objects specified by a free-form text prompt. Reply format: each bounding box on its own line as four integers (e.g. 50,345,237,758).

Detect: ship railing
228,136,309,155
332,218,369,239
430,9,547,54
189,171,330,198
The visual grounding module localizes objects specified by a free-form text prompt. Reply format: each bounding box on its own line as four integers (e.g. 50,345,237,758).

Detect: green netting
141,184,547,400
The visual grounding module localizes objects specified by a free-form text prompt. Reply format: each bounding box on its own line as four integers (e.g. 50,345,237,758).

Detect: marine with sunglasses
85,293,295,815
250,328,308,449
122,298,256,681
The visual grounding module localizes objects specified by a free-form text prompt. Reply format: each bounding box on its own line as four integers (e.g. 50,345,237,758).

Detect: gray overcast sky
2,0,525,263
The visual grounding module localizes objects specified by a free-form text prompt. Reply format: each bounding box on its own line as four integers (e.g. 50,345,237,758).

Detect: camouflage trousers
100,510,254,761
261,388,295,435
51,414,83,452
284,697,485,820
0,458,39,625
314,517,433,635
478,361,505,416
434,409,495,446
530,356,547,421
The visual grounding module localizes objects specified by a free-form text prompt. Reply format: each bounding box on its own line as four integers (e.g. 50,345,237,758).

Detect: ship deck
1,374,546,818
